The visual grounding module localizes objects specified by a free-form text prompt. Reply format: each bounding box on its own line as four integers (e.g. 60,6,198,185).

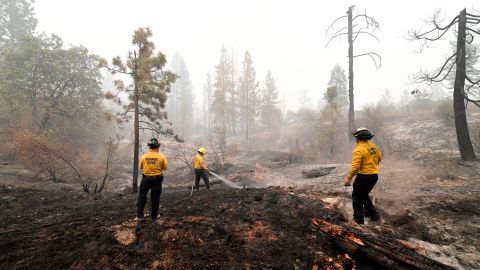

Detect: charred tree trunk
453,9,476,161
347,6,356,145
312,219,456,270
132,50,140,193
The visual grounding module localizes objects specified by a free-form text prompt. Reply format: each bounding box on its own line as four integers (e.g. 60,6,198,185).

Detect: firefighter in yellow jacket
193,148,210,191
137,138,168,221
344,128,382,224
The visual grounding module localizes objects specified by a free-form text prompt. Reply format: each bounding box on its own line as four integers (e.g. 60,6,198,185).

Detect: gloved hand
344,176,352,187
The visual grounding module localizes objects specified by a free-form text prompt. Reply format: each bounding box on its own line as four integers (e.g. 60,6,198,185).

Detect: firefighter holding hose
344,128,382,225
193,147,210,191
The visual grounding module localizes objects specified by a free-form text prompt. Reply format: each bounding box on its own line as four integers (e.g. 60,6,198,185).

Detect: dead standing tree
326,6,381,145
409,9,480,160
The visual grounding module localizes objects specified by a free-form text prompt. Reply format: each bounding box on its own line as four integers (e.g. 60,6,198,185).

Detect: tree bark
453,9,476,161
347,6,356,146
132,50,140,193
312,219,456,270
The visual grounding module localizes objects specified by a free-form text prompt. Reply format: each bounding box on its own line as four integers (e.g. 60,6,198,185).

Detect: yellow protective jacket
347,141,381,179
139,150,168,176
193,153,207,170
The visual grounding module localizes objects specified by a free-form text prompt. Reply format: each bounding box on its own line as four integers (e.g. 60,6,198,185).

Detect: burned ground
1,182,379,270
1,116,480,270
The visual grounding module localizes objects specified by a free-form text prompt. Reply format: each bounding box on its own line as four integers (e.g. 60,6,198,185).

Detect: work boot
134,216,145,224
353,217,364,225
365,211,380,221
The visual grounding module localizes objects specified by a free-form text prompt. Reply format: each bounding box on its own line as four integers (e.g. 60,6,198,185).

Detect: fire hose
162,170,241,207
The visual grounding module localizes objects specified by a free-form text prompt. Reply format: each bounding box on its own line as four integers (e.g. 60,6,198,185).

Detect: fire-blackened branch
408,11,459,51
410,9,480,106
467,27,480,36
467,11,480,18
410,8,478,161
413,53,457,85
353,52,382,69
409,10,480,52
465,76,480,106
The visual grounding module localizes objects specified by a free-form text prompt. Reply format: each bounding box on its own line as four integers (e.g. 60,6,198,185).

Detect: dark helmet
147,138,161,148
352,127,374,140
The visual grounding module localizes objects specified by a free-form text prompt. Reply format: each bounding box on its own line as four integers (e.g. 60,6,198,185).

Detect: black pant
137,175,163,219
194,169,210,191
352,174,380,224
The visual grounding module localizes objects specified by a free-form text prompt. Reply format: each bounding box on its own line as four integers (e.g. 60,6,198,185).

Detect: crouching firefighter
137,138,168,221
193,148,210,191
344,128,382,225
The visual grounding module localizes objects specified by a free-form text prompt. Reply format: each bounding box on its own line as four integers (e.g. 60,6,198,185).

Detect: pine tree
260,70,279,128
400,89,412,106
228,48,238,135
99,27,176,193
238,50,259,140
378,89,393,108
203,72,213,133
167,52,194,136
328,64,348,110
317,86,342,158
212,45,233,149
0,0,37,46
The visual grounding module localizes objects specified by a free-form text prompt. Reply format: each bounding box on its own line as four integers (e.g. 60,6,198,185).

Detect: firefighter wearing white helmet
193,147,210,191
344,127,382,224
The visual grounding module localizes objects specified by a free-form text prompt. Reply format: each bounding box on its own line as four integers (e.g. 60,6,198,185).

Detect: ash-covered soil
1,135,479,270
1,181,374,270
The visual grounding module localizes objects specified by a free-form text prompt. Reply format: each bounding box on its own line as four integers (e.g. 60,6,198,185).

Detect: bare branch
325,31,349,47
325,15,348,35
433,15,460,30
465,75,480,91
410,24,454,43
467,12,480,18
353,31,380,42
326,6,380,47
29,137,84,182
353,52,382,69
460,87,480,107
352,26,364,42
467,27,480,35
408,11,459,52
413,53,457,83
352,13,379,30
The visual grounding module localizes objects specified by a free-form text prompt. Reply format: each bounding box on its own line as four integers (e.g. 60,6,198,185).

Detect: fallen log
302,166,335,178
312,218,456,270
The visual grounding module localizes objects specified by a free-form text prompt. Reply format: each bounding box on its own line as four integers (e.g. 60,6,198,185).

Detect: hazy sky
35,0,479,111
